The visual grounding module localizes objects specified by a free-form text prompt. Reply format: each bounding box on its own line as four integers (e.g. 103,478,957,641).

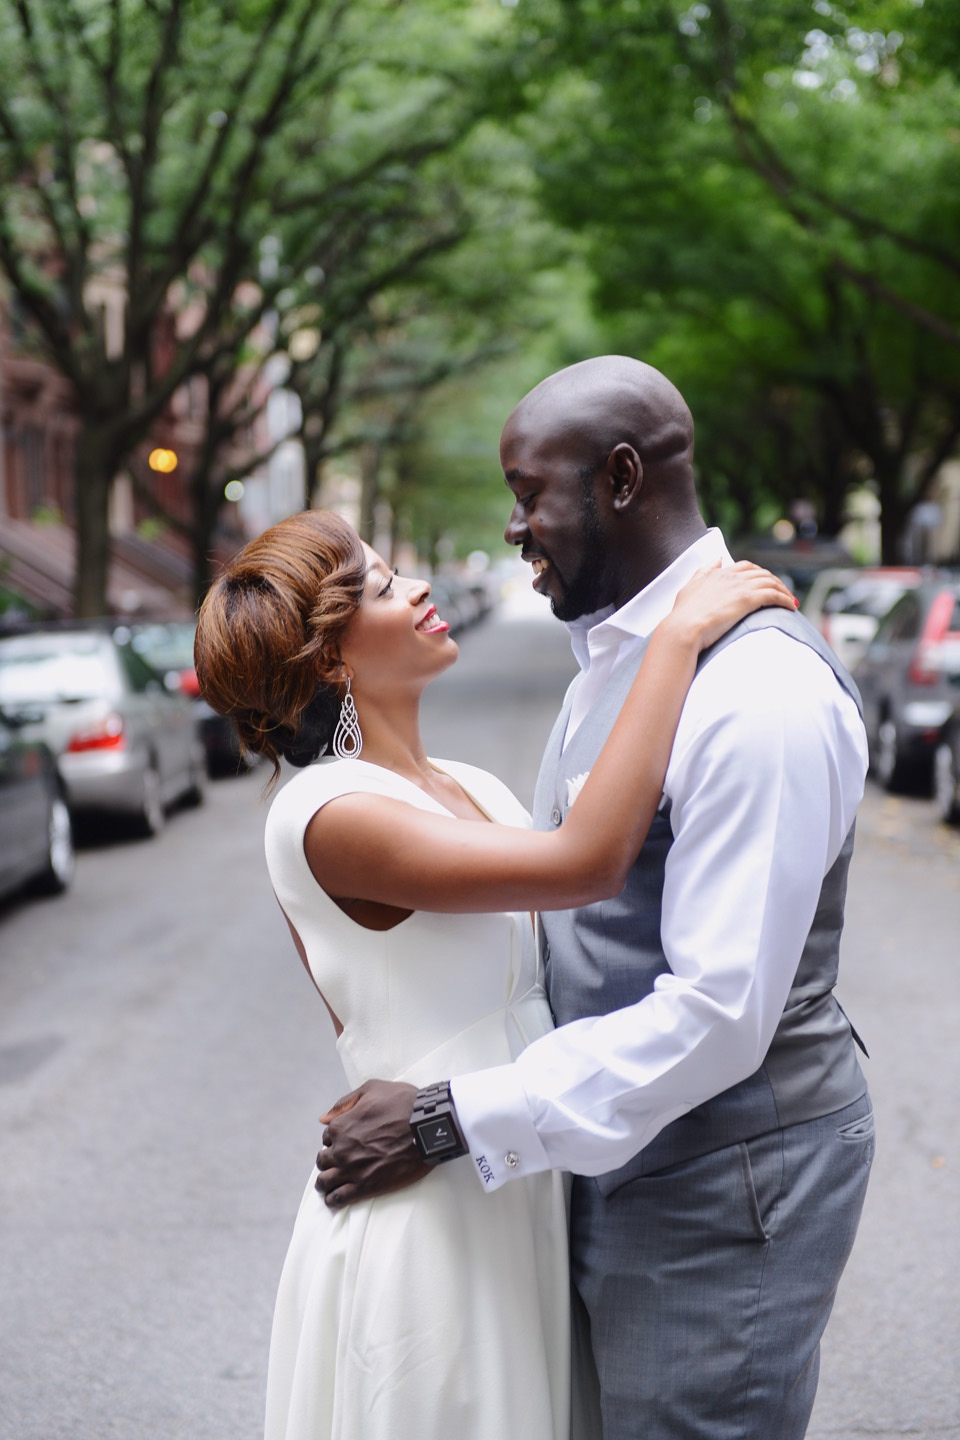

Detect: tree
516,0,960,558
379,246,599,565
0,0,524,612
275,118,578,565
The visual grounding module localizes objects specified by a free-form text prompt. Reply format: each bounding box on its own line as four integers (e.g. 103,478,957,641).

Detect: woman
194,509,795,1440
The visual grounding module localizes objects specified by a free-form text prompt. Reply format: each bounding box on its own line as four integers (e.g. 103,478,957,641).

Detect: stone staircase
0,517,195,621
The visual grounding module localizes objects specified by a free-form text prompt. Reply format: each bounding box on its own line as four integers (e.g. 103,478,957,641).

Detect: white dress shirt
451,531,868,1191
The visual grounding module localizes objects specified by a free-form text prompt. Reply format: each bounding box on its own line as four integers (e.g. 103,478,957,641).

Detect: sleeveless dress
262,756,571,1440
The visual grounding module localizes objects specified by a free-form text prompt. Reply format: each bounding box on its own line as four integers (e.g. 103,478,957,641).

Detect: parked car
802,567,923,674
129,620,250,776
855,576,960,792
0,706,74,901
428,577,473,634
0,625,206,835
934,699,960,825
734,536,855,606
428,573,497,635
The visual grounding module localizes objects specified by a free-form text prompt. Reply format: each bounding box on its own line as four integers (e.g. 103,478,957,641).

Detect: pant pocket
738,1135,782,1243
836,1106,876,1169
836,1112,875,1141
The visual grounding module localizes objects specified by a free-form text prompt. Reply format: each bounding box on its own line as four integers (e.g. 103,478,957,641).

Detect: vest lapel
533,679,578,829
552,637,652,818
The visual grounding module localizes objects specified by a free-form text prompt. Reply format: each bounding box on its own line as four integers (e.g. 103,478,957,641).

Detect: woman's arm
304,563,795,914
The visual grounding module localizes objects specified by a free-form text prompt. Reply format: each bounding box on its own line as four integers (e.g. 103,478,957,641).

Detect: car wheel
134,761,166,837
934,736,960,825
29,794,75,895
874,718,906,791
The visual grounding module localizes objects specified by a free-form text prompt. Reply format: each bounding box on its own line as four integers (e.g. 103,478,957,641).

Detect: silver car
855,577,960,793
0,626,206,835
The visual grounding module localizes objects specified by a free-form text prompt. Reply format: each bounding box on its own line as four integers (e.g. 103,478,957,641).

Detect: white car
801,567,922,673
0,625,206,836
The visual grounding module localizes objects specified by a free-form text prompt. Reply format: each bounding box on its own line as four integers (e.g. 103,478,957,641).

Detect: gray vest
534,608,868,1192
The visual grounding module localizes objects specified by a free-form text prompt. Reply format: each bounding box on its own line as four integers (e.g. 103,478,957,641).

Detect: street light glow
148,448,178,473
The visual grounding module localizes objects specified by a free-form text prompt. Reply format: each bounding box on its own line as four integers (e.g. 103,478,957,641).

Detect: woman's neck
350,693,434,787
346,686,490,824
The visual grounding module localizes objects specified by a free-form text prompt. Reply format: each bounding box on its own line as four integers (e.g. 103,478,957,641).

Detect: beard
549,484,609,622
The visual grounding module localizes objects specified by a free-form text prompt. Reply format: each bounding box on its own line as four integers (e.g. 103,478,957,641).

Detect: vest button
551,807,562,826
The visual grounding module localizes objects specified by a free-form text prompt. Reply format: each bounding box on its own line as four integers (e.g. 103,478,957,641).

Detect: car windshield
0,634,113,703
825,579,916,619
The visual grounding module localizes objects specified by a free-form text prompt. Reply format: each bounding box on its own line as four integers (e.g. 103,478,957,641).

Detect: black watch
410,1081,468,1165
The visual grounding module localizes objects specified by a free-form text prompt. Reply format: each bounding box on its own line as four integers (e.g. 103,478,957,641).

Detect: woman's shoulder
265,759,408,844
265,757,531,849
269,757,412,806
430,758,531,828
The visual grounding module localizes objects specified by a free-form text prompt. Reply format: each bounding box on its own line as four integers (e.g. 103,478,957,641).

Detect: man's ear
605,443,643,511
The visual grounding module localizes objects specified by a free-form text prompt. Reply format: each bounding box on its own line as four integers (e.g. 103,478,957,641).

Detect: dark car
0,707,74,902
934,697,960,825
129,621,251,776
0,625,206,835
855,576,960,792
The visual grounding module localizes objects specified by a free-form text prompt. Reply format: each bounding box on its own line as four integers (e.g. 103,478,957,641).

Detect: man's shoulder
703,605,827,662
695,622,846,706
701,608,851,686
678,619,865,773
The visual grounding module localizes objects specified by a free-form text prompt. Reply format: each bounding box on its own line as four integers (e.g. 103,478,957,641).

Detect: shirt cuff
450,1064,552,1192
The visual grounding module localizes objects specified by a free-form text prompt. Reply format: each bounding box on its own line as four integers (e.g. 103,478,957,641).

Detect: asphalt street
0,586,957,1440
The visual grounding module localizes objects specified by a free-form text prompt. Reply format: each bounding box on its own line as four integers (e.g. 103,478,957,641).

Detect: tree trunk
358,443,381,544
305,444,325,509
875,457,909,565
818,484,847,538
190,477,221,611
73,428,119,617
813,406,851,537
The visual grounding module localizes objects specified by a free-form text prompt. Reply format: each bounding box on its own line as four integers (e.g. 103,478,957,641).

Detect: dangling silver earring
332,676,362,759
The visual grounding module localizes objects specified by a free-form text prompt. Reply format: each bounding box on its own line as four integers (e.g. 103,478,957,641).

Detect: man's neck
610,515,709,610
568,531,727,665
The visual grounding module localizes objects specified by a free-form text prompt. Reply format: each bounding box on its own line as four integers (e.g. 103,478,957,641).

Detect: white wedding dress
262,756,571,1440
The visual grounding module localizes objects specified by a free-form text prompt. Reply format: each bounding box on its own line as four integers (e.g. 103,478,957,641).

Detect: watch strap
410,1080,468,1164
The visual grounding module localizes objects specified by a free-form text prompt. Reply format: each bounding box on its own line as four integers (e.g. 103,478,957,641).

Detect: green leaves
520,0,960,556
0,0,552,607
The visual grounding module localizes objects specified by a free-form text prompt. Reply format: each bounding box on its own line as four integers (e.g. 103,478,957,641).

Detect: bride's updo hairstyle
194,509,366,783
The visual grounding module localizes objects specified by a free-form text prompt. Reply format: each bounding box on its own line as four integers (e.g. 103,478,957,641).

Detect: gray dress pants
570,1092,874,1440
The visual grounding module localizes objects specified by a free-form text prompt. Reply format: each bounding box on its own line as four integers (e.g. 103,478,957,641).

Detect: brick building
0,301,258,622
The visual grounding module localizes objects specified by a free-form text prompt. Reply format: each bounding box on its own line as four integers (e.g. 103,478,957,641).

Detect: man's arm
451,634,866,1188
318,633,866,1204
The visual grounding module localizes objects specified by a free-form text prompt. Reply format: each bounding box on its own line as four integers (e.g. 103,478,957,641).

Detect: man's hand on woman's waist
315,1079,429,1206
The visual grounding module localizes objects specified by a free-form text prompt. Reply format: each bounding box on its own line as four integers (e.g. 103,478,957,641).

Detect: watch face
417,1117,458,1157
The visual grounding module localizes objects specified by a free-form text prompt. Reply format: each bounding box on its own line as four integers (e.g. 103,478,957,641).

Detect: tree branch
830,258,960,350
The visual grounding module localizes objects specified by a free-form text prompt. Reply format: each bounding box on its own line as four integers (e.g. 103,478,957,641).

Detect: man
318,356,874,1439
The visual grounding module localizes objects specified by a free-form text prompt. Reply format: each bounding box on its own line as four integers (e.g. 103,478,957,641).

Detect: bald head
501,357,707,607
508,356,695,482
